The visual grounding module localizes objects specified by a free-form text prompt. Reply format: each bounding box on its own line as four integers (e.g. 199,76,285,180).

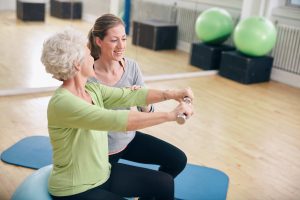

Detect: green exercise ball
195,7,234,44
233,16,277,57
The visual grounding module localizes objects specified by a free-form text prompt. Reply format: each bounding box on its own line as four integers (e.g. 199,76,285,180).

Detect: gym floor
0,11,300,200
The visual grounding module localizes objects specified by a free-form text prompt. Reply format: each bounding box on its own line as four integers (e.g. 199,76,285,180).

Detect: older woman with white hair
41,28,194,200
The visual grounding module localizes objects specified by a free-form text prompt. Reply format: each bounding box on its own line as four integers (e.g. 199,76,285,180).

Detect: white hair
41,27,87,81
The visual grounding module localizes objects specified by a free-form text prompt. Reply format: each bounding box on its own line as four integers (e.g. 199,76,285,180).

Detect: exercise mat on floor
1,136,52,169
1,136,229,200
119,159,229,200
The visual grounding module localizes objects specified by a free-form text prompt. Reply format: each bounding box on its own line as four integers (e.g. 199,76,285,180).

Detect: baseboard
271,68,300,88
177,40,191,53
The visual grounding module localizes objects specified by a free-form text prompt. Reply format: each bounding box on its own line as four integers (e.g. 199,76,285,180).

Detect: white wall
0,0,16,10
82,0,110,22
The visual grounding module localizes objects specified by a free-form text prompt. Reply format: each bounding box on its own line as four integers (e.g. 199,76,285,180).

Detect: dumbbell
176,97,192,125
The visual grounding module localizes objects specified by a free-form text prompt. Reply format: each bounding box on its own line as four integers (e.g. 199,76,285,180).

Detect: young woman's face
99,24,126,61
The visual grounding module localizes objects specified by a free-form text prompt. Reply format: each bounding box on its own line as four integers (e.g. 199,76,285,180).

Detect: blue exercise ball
11,165,52,200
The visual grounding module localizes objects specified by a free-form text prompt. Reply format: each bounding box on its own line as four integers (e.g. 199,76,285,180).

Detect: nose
117,39,125,49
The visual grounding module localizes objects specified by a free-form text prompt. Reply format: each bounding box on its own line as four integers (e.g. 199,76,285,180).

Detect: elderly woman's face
99,24,126,61
81,46,95,78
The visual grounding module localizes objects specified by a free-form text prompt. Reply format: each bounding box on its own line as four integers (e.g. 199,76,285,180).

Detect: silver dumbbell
176,97,192,125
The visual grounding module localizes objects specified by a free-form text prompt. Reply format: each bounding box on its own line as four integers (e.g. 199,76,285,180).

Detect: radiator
176,7,200,43
271,24,300,75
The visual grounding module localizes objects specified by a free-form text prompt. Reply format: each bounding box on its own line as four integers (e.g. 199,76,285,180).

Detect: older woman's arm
49,90,192,132
145,88,194,104
126,111,172,131
126,101,193,131
92,83,194,109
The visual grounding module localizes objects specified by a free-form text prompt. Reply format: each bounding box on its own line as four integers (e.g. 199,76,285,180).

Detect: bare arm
126,111,172,131
126,101,193,131
125,86,194,130
146,88,194,105
126,85,194,111
127,85,154,113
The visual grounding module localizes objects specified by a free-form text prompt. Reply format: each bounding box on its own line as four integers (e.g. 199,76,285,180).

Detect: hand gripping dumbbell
176,97,192,125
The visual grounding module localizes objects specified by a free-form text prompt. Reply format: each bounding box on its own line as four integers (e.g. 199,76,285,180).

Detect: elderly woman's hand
166,87,194,103
170,100,194,122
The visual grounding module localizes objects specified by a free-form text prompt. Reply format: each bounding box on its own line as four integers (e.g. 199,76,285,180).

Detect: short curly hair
41,28,87,81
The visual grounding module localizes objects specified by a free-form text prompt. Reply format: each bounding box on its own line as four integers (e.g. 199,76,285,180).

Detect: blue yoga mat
1,136,229,200
119,159,229,200
1,136,53,169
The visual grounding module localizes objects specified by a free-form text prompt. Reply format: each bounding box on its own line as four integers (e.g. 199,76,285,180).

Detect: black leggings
51,163,174,200
51,132,185,199
110,131,187,178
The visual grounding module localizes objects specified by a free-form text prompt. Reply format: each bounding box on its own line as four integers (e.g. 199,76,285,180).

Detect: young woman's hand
127,85,141,91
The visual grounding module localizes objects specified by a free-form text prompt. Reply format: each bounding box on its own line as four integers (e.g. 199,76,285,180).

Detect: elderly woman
41,28,193,200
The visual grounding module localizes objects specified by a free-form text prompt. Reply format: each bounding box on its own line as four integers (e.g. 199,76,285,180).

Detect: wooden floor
1,11,300,200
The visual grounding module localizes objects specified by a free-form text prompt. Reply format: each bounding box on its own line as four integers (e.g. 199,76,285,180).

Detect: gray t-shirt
88,57,147,154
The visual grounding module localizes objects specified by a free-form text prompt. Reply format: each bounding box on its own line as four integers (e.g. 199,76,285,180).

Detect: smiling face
96,24,126,61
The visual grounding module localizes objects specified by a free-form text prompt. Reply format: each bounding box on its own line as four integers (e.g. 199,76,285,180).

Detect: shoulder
49,88,71,106
85,82,102,93
124,57,140,69
124,57,142,76
48,88,77,117
85,82,113,98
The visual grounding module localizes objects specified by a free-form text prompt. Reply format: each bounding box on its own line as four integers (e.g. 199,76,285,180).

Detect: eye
122,38,127,41
111,39,118,42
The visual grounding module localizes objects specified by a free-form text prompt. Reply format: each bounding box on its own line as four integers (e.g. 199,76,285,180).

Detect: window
287,0,300,7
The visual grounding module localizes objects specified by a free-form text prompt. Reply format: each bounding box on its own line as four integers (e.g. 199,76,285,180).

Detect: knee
160,148,187,177
174,148,187,172
179,149,187,166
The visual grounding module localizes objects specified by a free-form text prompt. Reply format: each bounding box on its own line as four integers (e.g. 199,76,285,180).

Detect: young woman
88,14,188,180
41,28,193,199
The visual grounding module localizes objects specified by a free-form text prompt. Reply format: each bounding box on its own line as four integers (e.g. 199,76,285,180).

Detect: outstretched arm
145,87,194,105
126,100,193,131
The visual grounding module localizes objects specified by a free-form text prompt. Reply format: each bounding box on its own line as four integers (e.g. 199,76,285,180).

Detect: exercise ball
11,165,52,200
233,16,277,57
195,8,234,44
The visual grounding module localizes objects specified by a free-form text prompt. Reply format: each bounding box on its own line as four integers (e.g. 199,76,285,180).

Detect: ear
74,61,81,71
95,37,102,48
